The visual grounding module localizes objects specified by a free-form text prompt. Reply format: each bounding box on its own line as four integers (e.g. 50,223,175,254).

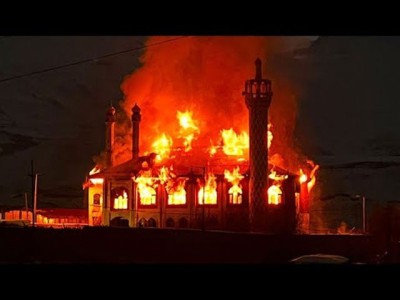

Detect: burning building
83,58,317,233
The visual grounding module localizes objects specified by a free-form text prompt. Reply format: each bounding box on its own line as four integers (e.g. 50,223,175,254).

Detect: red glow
113,36,303,173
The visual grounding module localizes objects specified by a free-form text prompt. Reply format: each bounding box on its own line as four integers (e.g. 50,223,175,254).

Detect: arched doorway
148,218,157,228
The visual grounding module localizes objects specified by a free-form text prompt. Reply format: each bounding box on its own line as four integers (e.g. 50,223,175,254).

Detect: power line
0,36,187,84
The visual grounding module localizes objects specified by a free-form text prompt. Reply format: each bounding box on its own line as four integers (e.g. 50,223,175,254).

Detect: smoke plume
115,36,306,172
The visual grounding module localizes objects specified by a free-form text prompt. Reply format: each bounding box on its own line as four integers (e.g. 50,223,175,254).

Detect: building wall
95,173,297,233
3,209,87,227
102,177,134,227
88,183,103,226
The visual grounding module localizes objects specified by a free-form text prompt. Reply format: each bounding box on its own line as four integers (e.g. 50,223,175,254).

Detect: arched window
268,184,283,205
138,218,147,228
167,188,187,205
166,218,175,228
110,216,129,227
197,174,218,205
138,186,156,206
93,193,101,206
111,186,129,210
178,217,188,228
260,81,267,93
166,178,187,206
252,82,258,93
148,218,157,228
228,185,242,205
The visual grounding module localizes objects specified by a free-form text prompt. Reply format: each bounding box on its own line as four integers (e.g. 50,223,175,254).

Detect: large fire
91,36,320,210
158,166,187,205
89,166,101,175
116,37,302,172
221,129,249,156
151,133,172,161
167,178,187,205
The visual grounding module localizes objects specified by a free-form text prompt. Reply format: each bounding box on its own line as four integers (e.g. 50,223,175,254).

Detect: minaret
105,105,116,168
131,104,141,160
243,58,273,232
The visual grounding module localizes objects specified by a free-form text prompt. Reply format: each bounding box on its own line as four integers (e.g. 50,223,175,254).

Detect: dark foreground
0,227,386,263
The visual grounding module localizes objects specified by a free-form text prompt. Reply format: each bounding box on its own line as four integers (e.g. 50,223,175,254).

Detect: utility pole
33,173,38,227
362,195,366,233
30,160,35,226
353,194,367,233
29,160,40,227
24,192,28,216
159,186,163,229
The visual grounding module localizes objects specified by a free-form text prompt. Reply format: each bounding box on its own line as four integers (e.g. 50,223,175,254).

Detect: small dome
132,103,141,113
106,106,116,116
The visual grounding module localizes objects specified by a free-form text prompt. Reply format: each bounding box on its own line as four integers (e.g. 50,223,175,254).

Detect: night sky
1,36,399,210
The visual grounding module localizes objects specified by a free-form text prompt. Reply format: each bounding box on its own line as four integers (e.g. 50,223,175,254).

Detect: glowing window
167,189,186,205
228,185,242,205
268,184,282,205
198,173,218,205
198,188,217,205
166,179,187,206
138,186,156,206
111,187,129,210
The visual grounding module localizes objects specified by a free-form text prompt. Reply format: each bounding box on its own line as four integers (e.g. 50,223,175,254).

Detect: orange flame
224,166,244,185
306,161,319,193
221,128,249,156
299,161,319,193
89,166,101,175
269,169,288,181
177,110,200,152
134,170,157,205
89,178,104,185
167,178,187,205
158,166,170,184
159,165,187,205
208,140,217,157
198,172,217,205
299,169,308,184
111,36,308,176
268,123,273,150
92,36,321,204
151,133,172,161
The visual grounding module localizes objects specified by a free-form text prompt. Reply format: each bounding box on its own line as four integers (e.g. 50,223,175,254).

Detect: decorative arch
148,218,157,228
138,218,147,228
110,216,129,227
166,218,175,228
